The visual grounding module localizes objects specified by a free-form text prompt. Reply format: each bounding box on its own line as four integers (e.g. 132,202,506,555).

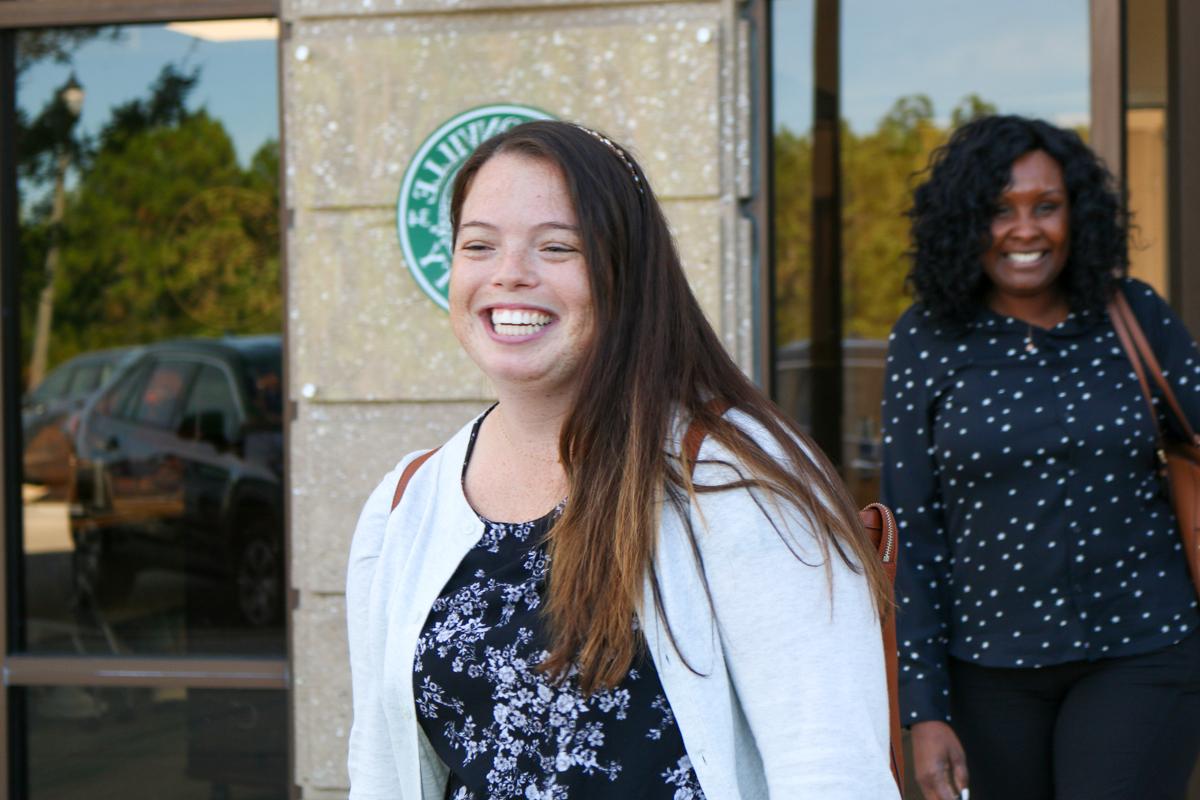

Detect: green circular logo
397,104,554,310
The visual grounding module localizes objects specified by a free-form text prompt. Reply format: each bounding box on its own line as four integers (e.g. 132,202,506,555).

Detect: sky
773,0,1091,134
15,4,1090,158
18,22,278,167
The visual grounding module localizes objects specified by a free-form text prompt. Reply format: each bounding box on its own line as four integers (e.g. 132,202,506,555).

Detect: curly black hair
907,114,1128,327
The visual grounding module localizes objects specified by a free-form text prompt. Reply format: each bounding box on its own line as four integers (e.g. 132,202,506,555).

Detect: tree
841,95,944,339
19,63,281,379
950,93,998,129
774,94,1017,345
773,127,813,348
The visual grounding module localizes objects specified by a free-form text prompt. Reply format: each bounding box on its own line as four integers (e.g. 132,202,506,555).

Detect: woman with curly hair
882,114,1200,800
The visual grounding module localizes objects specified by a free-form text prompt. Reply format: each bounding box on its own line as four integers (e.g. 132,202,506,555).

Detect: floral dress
413,417,706,800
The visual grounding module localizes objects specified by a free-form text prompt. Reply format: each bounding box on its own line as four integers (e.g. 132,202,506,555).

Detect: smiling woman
346,120,900,799
883,115,1200,800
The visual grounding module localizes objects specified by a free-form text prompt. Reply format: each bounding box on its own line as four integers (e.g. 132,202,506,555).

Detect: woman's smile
1002,250,1049,267
485,305,557,339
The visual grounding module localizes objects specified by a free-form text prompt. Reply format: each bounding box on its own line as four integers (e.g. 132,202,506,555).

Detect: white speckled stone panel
284,8,722,209
292,593,352,792
661,198,723,329
288,208,493,402
289,399,488,593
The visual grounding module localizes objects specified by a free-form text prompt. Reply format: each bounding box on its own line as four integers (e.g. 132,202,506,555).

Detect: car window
130,361,195,429
97,360,119,386
95,361,148,419
243,353,282,426
28,363,73,404
66,363,104,400
180,365,241,444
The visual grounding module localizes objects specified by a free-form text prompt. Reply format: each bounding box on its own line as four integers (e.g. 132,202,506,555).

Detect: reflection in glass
770,0,1090,504
15,22,282,655
24,686,287,799
1125,0,1168,296
770,0,814,431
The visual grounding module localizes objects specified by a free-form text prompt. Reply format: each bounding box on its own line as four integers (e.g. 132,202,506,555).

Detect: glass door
1,13,288,798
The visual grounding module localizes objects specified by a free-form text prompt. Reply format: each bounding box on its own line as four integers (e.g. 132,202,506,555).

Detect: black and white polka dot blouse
881,278,1200,725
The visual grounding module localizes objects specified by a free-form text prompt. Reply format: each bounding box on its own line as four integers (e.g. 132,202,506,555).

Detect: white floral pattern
414,429,706,799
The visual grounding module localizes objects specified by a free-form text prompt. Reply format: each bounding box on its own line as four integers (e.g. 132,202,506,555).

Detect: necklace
495,409,561,466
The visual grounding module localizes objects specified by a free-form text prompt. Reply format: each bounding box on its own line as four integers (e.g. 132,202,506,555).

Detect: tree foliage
774,93,1050,345
773,127,813,346
19,63,280,381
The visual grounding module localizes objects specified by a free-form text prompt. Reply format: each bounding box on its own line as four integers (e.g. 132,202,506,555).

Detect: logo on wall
397,104,555,310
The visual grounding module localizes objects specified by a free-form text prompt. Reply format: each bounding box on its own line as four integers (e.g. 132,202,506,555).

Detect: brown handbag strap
1108,296,1168,456
859,501,902,787
681,406,905,791
390,447,440,511
1110,290,1199,442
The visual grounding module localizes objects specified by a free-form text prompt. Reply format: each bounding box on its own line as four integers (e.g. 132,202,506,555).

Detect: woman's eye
1036,202,1060,214
460,242,492,252
542,244,577,254
993,205,1012,218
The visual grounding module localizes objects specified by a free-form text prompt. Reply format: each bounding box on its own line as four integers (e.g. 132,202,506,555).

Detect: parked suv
69,336,283,629
22,347,139,490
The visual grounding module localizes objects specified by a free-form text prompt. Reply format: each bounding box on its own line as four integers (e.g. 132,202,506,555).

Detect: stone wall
280,0,755,794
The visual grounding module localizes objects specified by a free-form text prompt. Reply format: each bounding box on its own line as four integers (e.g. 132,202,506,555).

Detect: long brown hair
450,121,888,694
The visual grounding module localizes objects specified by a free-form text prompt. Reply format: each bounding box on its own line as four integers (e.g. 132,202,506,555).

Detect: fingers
917,760,960,800
912,721,970,800
950,734,969,796
950,748,970,798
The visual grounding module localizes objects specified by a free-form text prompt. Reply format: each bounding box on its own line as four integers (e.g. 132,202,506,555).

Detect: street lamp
61,72,85,119
27,73,85,390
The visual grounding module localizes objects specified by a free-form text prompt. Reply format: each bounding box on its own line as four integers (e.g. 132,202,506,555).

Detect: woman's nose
1007,209,1041,241
492,248,536,287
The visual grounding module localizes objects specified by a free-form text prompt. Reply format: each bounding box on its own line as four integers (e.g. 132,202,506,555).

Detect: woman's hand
911,720,969,800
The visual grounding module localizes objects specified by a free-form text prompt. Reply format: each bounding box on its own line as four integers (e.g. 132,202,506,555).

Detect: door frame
0,2,288,796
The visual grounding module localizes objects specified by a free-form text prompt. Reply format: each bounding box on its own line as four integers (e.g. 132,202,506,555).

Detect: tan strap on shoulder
1108,296,1165,449
683,405,720,467
859,502,903,787
1110,291,1199,441
390,448,441,512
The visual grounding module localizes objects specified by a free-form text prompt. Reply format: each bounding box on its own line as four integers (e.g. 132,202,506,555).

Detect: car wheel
72,532,135,607
234,523,282,628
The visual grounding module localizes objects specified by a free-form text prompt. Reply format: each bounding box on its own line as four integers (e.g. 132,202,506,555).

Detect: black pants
948,629,1200,800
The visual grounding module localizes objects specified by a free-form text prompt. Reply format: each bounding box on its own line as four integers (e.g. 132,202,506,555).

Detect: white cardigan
346,410,898,799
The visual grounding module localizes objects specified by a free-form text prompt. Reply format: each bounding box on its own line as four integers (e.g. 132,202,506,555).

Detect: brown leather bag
1108,292,1200,600
392,415,906,791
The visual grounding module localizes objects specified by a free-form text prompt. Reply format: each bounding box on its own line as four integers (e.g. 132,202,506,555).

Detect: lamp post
28,73,84,390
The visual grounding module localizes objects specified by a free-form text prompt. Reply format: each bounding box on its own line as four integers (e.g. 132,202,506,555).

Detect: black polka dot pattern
881,278,1200,725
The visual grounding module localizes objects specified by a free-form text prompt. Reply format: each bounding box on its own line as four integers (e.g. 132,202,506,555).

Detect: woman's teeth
491,308,552,336
1007,251,1045,265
